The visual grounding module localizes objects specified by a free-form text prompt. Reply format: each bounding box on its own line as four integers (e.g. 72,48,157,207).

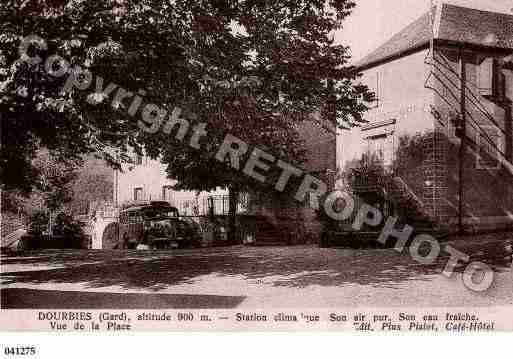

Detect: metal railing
176,194,250,217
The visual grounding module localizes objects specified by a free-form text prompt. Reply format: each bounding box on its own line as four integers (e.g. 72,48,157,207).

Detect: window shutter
478,58,494,97
134,187,143,201
478,58,505,100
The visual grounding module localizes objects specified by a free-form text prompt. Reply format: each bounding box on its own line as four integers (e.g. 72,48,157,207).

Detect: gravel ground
1,233,512,308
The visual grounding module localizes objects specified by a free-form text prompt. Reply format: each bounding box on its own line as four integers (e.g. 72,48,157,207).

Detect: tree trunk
228,187,239,245
48,210,53,237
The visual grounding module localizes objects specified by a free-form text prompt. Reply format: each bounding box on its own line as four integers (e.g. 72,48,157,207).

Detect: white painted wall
337,50,435,172
115,156,227,215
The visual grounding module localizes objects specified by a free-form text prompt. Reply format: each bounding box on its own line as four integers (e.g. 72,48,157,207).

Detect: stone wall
421,130,450,221
432,46,513,229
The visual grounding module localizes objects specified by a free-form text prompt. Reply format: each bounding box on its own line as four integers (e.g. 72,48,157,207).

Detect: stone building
338,3,513,232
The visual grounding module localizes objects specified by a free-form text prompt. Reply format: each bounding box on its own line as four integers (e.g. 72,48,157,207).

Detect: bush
53,212,86,239
26,211,87,249
28,211,49,236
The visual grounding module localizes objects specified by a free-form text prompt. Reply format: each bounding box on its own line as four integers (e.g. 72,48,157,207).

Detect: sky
337,0,513,63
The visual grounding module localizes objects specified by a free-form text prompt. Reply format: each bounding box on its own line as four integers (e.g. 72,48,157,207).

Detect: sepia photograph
1,0,513,335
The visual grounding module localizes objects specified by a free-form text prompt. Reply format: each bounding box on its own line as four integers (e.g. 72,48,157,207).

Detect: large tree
0,1,373,238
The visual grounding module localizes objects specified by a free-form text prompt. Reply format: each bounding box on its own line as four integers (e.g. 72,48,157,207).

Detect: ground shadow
1,288,245,309
1,233,511,294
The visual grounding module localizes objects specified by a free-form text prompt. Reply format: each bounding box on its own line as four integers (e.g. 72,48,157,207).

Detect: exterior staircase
388,176,451,235
350,173,446,237
388,176,424,209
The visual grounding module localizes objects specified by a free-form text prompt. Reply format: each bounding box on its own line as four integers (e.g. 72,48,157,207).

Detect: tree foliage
0,0,373,198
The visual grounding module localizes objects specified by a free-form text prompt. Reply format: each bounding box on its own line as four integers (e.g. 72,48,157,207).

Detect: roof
356,3,513,70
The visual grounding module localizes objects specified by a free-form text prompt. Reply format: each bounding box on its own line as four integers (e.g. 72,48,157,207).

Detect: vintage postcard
1,0,513,337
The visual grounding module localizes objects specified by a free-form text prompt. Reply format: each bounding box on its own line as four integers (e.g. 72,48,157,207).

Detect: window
476,126,502,170
162,185,174,203
478,58,505,100
365,133,393,166
121,213,131,224
367,134,386,158
134,187,143,201
128,211,142,223
143,207,178,219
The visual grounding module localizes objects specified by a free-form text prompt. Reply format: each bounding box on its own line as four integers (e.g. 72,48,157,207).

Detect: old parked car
118,201,199,249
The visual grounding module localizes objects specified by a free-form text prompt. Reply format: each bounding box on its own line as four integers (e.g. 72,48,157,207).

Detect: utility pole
458,48,466,234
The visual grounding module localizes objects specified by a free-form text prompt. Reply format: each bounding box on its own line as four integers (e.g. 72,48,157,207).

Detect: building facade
338,3,513,231
113,115,336,244
115,155,229,216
